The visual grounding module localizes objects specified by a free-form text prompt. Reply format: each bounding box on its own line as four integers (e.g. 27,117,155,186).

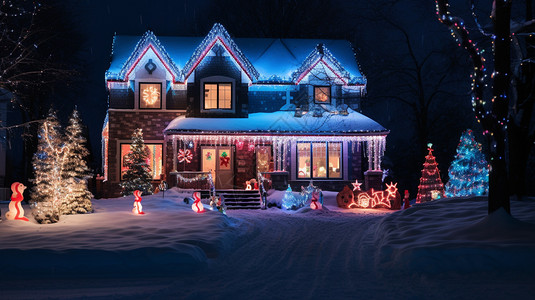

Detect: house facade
102,24,388,194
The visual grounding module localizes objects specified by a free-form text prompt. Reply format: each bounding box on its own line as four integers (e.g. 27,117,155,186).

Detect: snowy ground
1,189,534,299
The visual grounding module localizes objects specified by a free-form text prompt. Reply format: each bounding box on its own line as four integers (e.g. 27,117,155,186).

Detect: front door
201,146,234,189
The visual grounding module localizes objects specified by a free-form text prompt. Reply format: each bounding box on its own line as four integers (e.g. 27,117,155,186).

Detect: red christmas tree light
416,145,445,203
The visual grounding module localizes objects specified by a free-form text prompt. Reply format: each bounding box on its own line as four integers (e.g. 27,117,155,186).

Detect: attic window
139,82,162,109
204,83,232,110
314,86,331,104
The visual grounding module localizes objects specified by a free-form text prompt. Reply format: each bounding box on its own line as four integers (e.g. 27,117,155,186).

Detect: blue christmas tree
445,129,489,197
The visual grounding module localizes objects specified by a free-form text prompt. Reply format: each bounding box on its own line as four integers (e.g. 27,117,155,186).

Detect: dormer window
139,82,162,109
314,86,331,104
204,82,232,110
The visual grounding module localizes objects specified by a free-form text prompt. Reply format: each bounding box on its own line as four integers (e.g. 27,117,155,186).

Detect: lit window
120,143,163,180
139,83,162,109
204,82,232,110
297,143,311,178
297,142,341,179
314,86,330,104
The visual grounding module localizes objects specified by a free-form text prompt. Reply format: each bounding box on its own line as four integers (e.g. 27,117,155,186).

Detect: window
139,83,162,109
204,83,232,110
120,143,163,180
297,142,342,179
314,86,331,104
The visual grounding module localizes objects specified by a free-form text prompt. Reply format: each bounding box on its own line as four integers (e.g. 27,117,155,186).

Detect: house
102,23,388,195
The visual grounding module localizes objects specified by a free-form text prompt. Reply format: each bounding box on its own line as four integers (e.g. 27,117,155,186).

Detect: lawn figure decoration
192,191,205,213
310,191,322,210
403,190,411,209
337,185,357,208
6,182,29,221
132,190,145,214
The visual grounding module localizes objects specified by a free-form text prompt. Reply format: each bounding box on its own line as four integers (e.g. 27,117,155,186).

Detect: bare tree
435,0,534,214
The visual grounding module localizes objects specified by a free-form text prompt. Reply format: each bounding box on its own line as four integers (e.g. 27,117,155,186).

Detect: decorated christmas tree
120,128,153,196
30,109,64,223
60,109,93,214
416,144,445,203
445,129,489,197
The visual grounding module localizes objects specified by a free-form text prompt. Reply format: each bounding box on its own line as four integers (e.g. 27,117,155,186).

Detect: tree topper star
352,179,362,191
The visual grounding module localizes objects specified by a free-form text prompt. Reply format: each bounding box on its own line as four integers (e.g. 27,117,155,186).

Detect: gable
181,23,259,83
106,31,182,83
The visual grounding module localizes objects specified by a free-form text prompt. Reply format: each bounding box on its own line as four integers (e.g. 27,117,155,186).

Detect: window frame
296,141,342,179
313,85,331,104
120,142,164,181
203,82,233,110
138,82,163,109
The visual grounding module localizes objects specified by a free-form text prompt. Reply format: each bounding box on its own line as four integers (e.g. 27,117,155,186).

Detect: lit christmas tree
416,144,445,203
445,129,489,197
60,109,93,214
120,128,153,196
30,109,65,223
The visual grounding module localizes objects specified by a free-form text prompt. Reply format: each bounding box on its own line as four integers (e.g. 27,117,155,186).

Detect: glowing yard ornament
132,190,145,215
245,181,252,190
6,182,29,221
192,192,205,213
177,149,193,163
282,185,302,210
352,179,362,191
356,189,392,209
310,191,322,210
403,190,411,209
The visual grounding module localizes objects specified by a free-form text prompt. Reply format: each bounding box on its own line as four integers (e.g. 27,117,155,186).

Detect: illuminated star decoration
352,179,362,191
178,149,193,163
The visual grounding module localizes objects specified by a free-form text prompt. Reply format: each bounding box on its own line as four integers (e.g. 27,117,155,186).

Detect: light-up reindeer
192,191,205,213
6,182,29,221
132,190,145,214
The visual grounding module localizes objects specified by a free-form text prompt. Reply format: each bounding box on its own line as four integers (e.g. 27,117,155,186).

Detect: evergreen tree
30,109,64,223
416,145,445,203
445,129,489,197
60,108,93,214
120,128,153,196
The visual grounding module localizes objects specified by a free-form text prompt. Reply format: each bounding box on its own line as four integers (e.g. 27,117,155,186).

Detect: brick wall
107,110,184,183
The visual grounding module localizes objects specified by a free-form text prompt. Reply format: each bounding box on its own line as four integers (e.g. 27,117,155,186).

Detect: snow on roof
164,109,387,135
107,30,365,84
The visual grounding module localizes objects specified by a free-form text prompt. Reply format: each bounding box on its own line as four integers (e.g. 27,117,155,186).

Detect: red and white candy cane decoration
310,191,322,210
192,191,205,213
177,149,193,164
6,182,29,221
132,190,145,215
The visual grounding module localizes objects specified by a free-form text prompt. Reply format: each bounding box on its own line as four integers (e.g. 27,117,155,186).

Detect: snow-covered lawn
1,189,534,299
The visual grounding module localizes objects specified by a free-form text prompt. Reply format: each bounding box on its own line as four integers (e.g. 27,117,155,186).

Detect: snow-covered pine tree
445,129,489,197
30,109,64,223
416,145,445,203
60,108,93,214
120,128,153,196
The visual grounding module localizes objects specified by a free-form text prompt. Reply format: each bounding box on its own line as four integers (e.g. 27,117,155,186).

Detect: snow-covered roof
107,24,366,84
164,109,387,135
